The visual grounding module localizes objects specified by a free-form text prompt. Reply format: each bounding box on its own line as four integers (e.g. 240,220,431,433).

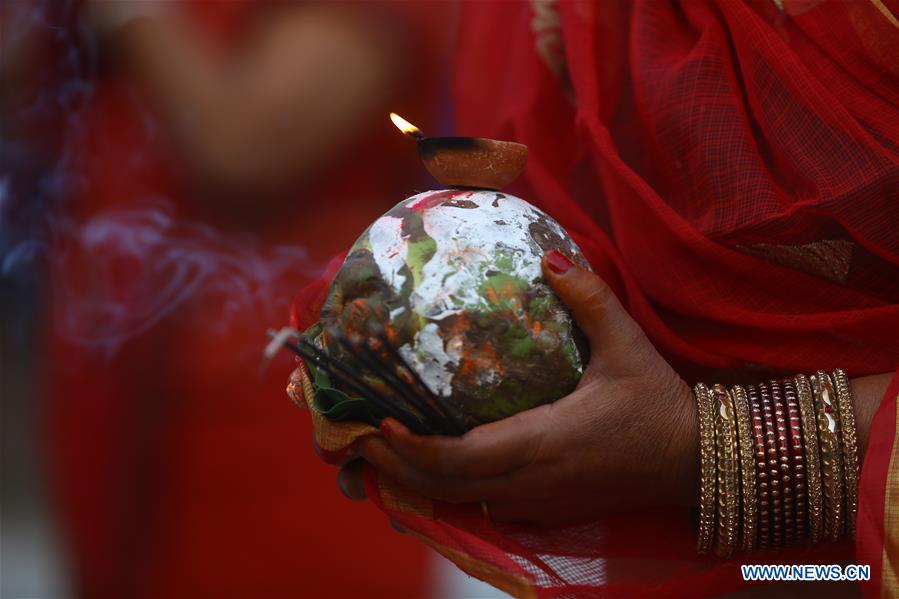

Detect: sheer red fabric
290,0,898,596
455,0,899,377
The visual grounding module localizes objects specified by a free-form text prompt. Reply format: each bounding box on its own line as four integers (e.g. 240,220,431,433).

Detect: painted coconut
312,188,590,431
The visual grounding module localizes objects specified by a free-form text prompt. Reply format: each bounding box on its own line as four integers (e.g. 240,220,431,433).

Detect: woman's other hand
341,251,699,525
82,1,399,199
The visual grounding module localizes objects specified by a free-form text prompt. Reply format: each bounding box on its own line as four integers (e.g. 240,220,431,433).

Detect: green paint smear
504,322,529,340
356,233,373,253
478,273,529,309
528,285,553,320
509,336,536,358
492,248,517,273
469,378,545,422
406,234,437,288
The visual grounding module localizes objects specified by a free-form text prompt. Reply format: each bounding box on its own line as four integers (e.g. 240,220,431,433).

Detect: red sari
43,2,452,597
290,0,899,596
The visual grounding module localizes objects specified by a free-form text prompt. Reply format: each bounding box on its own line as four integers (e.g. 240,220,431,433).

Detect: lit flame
390,112,423,139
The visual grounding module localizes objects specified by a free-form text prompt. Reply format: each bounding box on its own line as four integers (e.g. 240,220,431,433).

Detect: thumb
541,250,641,353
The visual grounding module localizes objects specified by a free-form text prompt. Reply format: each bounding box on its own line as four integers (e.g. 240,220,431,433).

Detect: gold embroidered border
378,476,434,520
867,0,899,29
408,529,537,599
882,391,899,596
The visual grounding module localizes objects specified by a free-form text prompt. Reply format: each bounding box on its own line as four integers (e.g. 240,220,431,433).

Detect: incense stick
368,326,470,435
332,329,448,433
268,327,467,436
282,335,428,434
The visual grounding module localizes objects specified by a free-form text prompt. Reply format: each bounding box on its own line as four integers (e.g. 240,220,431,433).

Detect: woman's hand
83,1,400,199
339,251,700,525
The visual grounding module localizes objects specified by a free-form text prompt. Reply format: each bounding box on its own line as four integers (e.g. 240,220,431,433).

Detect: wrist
662,379,700,507
850,372,892,458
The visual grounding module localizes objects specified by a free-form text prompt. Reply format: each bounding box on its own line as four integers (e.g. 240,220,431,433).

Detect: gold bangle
831,369,859,538
811,371,845,542
783,379,806,542
795,374,823,544
732,385,757,552
694,383,717,555
712,385,739,558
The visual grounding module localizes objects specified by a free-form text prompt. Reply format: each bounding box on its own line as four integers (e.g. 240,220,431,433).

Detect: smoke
0,0,322,357
46,199,320,353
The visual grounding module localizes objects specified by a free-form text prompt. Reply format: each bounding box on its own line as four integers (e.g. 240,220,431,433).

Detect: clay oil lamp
389,112,528,190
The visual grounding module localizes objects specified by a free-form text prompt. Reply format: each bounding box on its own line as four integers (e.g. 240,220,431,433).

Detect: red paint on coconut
407,189,465,210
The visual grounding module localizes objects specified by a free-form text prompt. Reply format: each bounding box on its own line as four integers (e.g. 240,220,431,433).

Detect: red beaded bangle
770,380,795,546
748,384,772,549
747,385,772,549
782,378,806,542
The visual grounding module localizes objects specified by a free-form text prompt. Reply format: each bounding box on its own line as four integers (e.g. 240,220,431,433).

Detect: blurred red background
0,1,505,597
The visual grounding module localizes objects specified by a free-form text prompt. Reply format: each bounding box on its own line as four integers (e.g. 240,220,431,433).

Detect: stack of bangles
694,369,859,558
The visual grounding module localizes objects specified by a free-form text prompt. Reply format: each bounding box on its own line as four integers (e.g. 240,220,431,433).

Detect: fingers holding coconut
355,434,523,504
336,459,367,501
355,435,481,502
541,251,645,366
378,409,550,479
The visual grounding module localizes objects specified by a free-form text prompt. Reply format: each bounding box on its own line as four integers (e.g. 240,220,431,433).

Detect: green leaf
302,333,383,427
